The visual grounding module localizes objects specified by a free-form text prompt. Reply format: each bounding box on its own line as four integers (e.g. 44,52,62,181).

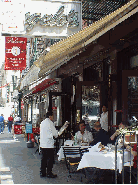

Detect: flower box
125,133,136,143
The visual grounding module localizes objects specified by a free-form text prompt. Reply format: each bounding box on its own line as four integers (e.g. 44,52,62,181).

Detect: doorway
76,81,101,127
122,70,138,124
49,91,71,127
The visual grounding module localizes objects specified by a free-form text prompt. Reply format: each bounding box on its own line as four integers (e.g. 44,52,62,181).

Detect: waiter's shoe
40,173,46,178
47,173,57,178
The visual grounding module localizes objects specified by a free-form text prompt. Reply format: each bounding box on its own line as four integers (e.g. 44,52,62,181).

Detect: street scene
0,126,80,184
0,0,138,184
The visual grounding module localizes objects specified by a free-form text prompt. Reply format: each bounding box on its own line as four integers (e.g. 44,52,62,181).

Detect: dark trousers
40,148,54,175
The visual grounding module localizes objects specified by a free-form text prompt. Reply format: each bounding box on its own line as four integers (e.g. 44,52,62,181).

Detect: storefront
31,0,138,134
20,0,138,136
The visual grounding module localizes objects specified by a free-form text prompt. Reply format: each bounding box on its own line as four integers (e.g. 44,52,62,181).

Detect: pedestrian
0,114,4,134
40,111,58,178
14,115,21,125
8,114,13,133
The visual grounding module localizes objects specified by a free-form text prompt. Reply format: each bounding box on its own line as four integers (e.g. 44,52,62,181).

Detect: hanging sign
5,37,27,70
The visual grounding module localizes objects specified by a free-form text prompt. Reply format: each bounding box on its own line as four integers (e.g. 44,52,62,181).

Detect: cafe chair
63,146,85,182
80,147,89,156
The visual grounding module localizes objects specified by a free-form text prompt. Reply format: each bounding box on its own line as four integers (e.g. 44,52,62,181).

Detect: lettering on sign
25,6,79,32
5,37,27,70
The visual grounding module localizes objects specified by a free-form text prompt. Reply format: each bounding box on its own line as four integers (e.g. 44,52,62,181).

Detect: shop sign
21,100,24,109
1,0,81,37
26,123,32,133
5,37,27,70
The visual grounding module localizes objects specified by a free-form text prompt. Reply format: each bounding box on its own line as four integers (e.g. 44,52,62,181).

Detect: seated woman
74,120,93,145
110,122,127,145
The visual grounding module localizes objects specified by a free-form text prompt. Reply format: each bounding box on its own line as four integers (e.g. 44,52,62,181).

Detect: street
0,127,86,184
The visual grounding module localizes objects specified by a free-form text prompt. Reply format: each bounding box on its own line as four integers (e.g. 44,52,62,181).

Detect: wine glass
107,143,112,152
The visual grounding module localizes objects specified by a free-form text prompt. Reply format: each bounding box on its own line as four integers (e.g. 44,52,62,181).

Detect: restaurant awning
31,79,56,94
34,0,138,78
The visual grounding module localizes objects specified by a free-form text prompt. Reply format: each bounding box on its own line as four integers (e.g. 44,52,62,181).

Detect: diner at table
57,119,135,183
90,121,110,146
57,120,93,161
73,120,93,145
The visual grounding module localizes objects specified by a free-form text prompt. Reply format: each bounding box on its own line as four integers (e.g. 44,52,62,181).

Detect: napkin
89,142,101,152
64,140,74,146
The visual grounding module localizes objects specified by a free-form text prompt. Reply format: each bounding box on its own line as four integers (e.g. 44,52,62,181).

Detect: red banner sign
5,37,27,71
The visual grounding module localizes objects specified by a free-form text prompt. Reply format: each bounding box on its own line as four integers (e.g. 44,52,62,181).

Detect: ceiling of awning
82,0,128,23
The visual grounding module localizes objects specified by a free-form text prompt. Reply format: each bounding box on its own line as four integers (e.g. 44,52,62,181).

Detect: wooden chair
63,146,85,182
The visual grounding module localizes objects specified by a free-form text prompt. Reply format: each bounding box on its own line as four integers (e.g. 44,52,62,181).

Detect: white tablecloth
57,140,91,161
77,150,133,173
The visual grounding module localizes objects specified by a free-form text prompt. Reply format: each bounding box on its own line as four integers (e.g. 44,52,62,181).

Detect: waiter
40,111,58,178
40,111,69,178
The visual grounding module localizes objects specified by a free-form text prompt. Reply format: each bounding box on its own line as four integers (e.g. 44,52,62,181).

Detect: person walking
40,111,58,178
14,115,21,125
8,114,13,133
0,114,4,134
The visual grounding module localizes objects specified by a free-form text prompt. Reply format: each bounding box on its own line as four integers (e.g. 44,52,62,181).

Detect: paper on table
89,142,101,152
64,140,74,146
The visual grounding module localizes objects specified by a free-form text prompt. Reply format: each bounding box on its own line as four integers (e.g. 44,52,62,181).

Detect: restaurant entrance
49,91,71,127
76,81,101,128
122,70,138,124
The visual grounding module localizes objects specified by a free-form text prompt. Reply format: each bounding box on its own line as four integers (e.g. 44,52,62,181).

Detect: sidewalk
0,127,87,184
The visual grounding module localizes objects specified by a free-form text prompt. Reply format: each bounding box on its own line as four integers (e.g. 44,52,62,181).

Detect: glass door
82,84,100,128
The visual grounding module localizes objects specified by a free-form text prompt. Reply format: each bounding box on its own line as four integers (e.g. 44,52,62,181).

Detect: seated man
90,121,109,146
74,120,93,145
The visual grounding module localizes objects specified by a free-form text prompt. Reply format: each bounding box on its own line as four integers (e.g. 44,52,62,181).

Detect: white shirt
14,116,21,122
75,130,93,144
40,118,58,148
100,111,108,132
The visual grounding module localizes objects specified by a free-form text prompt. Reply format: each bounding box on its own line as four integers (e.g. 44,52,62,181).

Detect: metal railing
115,131,138,184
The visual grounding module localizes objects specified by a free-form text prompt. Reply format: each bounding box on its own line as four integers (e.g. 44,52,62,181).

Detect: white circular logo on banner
11,46,20,56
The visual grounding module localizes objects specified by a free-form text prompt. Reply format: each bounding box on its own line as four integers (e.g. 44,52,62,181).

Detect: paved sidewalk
0,127,87,184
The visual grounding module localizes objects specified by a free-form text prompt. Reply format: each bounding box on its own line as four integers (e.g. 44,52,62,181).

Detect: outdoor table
77,149,133,173
57,140,91,161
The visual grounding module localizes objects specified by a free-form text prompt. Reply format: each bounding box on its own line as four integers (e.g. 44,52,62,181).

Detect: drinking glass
107,143,112,152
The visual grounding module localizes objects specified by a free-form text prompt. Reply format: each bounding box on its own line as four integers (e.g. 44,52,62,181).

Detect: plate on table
81,142,89,146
